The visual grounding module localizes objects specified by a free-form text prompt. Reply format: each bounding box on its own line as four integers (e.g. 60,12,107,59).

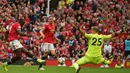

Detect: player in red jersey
2,21,45,71
38,16,60,70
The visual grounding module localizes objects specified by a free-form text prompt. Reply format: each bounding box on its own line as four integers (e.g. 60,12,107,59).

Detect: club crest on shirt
15,45,19,49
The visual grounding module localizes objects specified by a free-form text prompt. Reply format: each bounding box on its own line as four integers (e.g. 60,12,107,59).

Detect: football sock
23,51,38,61
32,56,37,61
24,51,34,59
39,56,47,68
7,57,21,65
104,60,110,65
73,63,79,70
22,48,38,61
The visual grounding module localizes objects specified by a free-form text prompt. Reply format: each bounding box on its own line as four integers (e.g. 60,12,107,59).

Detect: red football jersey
7,22,21,42
43,23,55,44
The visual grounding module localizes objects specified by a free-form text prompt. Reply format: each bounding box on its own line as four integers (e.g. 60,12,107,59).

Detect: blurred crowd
0,0,130,63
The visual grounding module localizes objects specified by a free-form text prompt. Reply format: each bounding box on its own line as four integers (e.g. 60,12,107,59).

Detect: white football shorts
9,40,23,51
41,43,55,52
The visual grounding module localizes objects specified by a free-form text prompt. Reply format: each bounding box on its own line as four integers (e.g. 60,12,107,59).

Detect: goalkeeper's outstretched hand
110,28,121,37
72,23,79,30
72,23,85,36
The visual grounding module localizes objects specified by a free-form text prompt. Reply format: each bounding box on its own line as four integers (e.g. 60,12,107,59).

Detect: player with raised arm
38,16,60,70
72,24,120,73
2,21,45,71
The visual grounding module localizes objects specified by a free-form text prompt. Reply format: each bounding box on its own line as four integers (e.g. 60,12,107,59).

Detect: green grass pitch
0,65,130,73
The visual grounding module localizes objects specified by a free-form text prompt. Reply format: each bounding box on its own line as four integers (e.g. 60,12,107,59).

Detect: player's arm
5,29,9,42
73,24,92,38
5,25,9,42
79,27,86,36
55,35,61,43
110,28,121,37
5,31,8,41
103,29,121,40
17,30,32,37
39,27,45,39
17,26,32,37
54,30,61,43
73,24,85,36
103,34,112,40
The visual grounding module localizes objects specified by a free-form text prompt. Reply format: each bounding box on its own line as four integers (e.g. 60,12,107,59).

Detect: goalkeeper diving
72,24,121,73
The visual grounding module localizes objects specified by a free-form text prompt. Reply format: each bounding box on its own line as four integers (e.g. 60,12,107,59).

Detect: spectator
115,55,124,68
124,35,130,61
40,3,46,16
68,36,76,58
58,0,65,10
66,0,74,6
103,40,112,54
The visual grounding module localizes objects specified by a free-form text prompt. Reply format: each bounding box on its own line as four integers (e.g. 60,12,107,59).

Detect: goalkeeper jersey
85,33,112,57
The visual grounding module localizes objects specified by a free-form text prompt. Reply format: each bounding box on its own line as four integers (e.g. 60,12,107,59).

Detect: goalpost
46,0,51,17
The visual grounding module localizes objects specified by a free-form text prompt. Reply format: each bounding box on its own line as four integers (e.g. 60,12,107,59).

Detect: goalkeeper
72,25,121,73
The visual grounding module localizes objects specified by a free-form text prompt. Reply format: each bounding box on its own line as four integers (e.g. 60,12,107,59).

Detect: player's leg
50,49,57,59
38,43,49,70
38,51,48,70
96,57,113,65
21,47,45,63
2,40,22,71
50,50,56,57
39,43,56,70
73,56,89,73
104,57,114,65
8,49,22,64
49,43,57,59
123,51,129,67
2,49,22,71
41,43,49,61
